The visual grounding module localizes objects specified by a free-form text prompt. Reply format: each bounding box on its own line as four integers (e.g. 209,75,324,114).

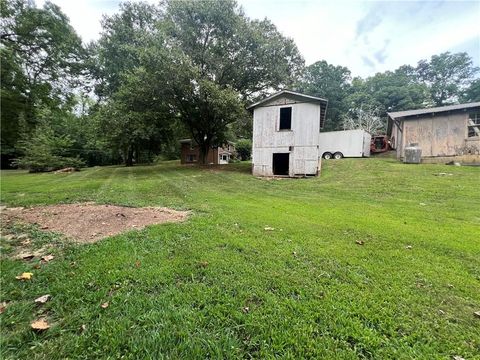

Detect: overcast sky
37,0,480,78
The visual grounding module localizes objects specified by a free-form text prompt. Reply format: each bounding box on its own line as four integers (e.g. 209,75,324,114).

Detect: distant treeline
1,0,479,170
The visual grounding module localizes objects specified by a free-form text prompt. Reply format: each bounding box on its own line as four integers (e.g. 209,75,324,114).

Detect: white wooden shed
248,90,328,177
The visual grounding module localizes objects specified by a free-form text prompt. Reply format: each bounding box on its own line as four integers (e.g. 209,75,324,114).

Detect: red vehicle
370,135,390,153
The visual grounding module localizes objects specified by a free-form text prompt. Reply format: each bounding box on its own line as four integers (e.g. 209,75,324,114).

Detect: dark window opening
186,154,196,162
279,107,292,130
273,153,289,176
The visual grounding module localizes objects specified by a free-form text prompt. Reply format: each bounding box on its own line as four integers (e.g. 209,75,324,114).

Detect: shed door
273,153,289,176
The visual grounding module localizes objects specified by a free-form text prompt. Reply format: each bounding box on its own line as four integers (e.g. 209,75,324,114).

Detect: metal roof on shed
246,90,327,110
388,102,480,120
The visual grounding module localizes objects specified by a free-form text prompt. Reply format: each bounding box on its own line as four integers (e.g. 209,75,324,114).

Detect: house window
468,112,480,137
186,154,196,162
279,107,292,130
221,154,228,161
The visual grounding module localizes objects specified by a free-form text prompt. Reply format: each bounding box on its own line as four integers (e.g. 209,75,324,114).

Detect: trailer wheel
323,152,332,159
333,152,343,160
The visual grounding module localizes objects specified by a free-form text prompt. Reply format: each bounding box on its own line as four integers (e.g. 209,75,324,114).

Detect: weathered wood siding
252,95,321,176
395,113,480,159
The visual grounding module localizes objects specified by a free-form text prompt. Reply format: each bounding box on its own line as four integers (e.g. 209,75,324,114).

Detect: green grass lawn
1,159,479,359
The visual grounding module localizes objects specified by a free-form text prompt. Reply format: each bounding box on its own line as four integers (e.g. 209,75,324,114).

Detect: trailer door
363,132,372,157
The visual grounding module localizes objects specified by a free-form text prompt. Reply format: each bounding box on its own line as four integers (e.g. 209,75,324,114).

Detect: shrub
235,138,252,161
13,119,85,172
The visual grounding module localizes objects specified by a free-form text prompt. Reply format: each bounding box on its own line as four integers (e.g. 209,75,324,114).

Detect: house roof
246,90,328,110
388,102,480,120
179,139,235,146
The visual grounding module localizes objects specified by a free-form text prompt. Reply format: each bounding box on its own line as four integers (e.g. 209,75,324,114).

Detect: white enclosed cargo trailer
318,129,371,159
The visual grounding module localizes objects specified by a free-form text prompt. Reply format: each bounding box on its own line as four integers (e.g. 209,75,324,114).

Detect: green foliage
462,78,480,103
348,66,432,116
98,64,178,166
2,0,479,171
93,1,162,97
93,0,301,165
296,60,352,130
1,0,87,164
164,0,304,99
13,116,85,172
416,52,479,106
1,160,479,358
235,138,252,160
170,72,248,163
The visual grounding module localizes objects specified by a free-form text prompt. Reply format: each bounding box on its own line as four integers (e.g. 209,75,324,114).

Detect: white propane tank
404,143,422,164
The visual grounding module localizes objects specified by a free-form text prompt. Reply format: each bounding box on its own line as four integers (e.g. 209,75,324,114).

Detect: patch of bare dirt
1,203,189,243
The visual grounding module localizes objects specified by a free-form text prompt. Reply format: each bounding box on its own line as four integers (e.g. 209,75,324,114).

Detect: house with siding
388,102,480,163
180,139,235,165
248,90,328,177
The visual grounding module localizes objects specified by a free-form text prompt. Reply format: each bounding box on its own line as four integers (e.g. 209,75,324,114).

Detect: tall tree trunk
199,140,210,165
125,145,134,167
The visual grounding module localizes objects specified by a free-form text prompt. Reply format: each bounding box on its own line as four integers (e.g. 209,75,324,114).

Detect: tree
296,60,352,130
13,112,85,173
1,0,87,166
341,105,386,134
416,52,478,106
348,66,431,115
98,64,176,166
462,79,480,103
235,139,252,161
166,59,248,164
92,1,162,98
160,0,303,162
164,0,304,100
93,0,303,164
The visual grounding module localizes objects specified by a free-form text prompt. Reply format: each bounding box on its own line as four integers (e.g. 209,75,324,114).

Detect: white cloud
36,0,120,43
37,0,480,77
239,0,480,77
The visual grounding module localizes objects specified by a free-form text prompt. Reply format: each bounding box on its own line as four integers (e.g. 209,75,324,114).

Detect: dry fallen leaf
474,311,480,318
355,240,364,245
405,245,413,250
34,295,51,304
242,306,250,313
453,356,466,360
0,302,7,314
264,226,275,231
16,272,33,280
40,226,49,230
135,260,141,268
101,302,109,309
31,318,49,331
198,261,209,268
20,239,31,246
80,324,87,332
41,254,54,262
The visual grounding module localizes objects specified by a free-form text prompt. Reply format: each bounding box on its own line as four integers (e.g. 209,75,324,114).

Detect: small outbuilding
248,90,328,177
180,139,235,165
388,102,480,163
